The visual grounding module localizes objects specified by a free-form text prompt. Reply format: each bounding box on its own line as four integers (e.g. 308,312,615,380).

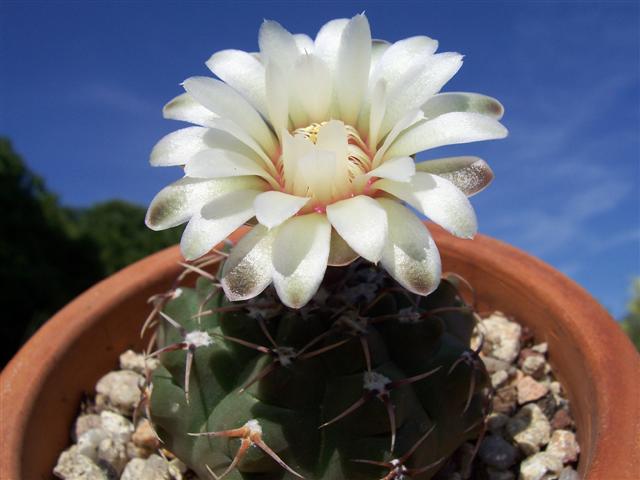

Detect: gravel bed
54,312,580,480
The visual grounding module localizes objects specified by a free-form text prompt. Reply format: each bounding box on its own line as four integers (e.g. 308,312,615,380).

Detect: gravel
55,315,581,480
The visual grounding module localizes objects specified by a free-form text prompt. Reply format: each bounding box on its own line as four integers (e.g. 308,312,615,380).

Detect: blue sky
1,1,638,317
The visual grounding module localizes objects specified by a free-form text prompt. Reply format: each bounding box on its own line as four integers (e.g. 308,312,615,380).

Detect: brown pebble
132,419,160,450
493,385,518,414
551,408,575,430
517,375,549,404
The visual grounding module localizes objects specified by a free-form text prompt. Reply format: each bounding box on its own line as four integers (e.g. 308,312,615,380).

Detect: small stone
517,376,549,404
169,458,188,478
506,404,551,456
95,370,143,415
536,393,558,419
141,454,171,480
76,429,109,461
121,458,146,480
493,385,518,414
126,441,151,459
73,414,102,441
547,430,580,464
532,342,548,354
481,355,512,374
551,408,575,430
491,370,509,389
119,349,159,374
487,412,510,432
522,355,546,379
133,419,160,450
559,466,580,480
100,411,134,443
486,468,516,480
478,434,519,469
519,452,563,480
54,446,108,480
97,437,128,475
481,313,522,363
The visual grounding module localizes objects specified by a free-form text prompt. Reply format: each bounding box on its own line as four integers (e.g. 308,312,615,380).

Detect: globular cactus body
149,260,489,479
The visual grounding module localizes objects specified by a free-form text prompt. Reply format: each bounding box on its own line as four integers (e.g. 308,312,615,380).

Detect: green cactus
147,256,489,480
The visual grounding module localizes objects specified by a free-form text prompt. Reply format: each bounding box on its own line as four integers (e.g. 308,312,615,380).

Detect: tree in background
0,138,180,365
621,278,640,351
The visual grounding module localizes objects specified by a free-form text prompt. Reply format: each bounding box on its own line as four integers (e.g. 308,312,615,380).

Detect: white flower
146,15,507,308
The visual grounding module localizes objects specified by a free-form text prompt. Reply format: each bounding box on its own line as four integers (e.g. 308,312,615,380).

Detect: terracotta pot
1,225,638,480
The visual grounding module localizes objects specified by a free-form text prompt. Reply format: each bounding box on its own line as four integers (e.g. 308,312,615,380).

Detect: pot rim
1,226,638,479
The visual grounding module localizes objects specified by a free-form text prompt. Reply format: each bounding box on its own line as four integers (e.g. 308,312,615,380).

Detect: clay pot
1,225,638,479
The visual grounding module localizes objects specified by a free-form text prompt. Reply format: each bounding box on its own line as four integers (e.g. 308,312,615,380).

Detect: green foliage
621,278,640,351
0,138,181,365
150,263,489,480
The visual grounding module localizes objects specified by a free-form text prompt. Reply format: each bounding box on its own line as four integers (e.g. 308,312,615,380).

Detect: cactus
146,252,489,480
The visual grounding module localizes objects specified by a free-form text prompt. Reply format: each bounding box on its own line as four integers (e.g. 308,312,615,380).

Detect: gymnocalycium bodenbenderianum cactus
143,252,490,480
142,12,506,480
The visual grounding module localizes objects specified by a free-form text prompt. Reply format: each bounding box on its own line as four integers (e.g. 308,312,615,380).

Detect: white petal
385,112,509,159
368,156,416,182
291,54,332,123
422,92,504,120
254,191,309,228
145,176,266,231
259,20,299,71
328,228,359,266
265,61,290,138
367,79,387,150
316,120,350,197
375,172,477,238
163,93,217,126
294,34,315,53
314,18,349,73
182,77,277,157
377,198,441,296
326,196,388,263
381,52,463,136
298,149,336,204
335,14,371,124
371,35,438,87
180,189,262,260
416,156,494,196
221,225,276,301
373,109,424,167
150,127,209,167
272,214,331,308
206,49,268,117
370,39,391,73
184,149,274,184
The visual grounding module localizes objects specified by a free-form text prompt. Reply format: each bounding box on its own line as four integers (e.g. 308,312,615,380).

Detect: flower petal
385,112,508,159
181,189,262,260
182,76,277,157
272,214,331,308
294,34,315,53
184,149,275,185
150,127,209,167
163,93,218,126
254,191,309,228
314,18,349,73
373,109,424,167
422,92,504,120
326,195,388,263
367,79,387,150
335,14,371,124
368,156,416,182
328,228,359,266
291,53,332,123
371,35,438,87
377,198,441,296
221,225,276,301
259,20,299,71
265,61,290,138
206,49,268,117
375,171,477,238
145,176,266,231
381,52,463,136
416,156,494,196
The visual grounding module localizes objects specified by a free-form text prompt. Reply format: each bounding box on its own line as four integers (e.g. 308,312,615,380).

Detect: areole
1,224,638,479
